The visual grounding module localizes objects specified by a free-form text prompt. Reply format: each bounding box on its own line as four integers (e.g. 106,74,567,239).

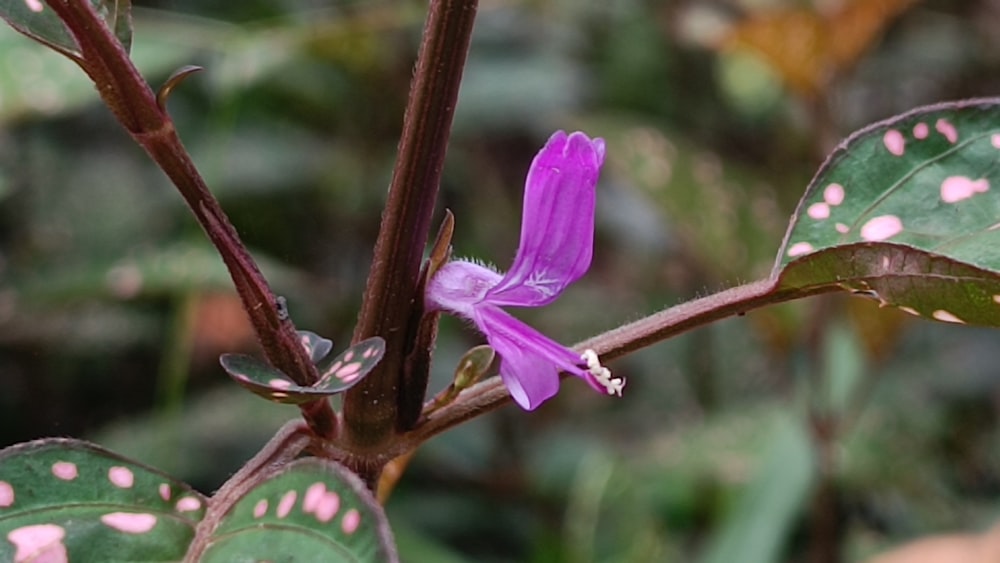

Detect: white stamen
580,349,625,397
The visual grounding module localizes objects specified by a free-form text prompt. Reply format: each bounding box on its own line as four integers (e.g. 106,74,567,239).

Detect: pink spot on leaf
301,482,341,522
341,508,361,534
267,378,292,389
109,466,134,489
994,295,1000,304
913,122,929,139
883,129,905,156
342,350,355,362
787,242,814,257
159,483,171,501
935,118,958,143
940,175,989,203
807,202,830,220
992,134,1000,149
324,361,343,378
0,481,13,507
24,0,44,13
303,482,325,514
277,490,297,518
335,362,364,382
51,461,77,481
176,496,202,513
363,346,377,359
316,491,340,523
860,215,903,241
8,524,67,563
101,512,157,534
835,223,849,234
823,183,845,206
253,499,268,518
932,310,964,324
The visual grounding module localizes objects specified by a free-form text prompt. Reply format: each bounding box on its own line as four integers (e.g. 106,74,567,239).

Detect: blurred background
2,0,1000,560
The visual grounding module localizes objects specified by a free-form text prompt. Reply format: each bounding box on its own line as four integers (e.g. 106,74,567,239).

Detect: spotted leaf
774,98,1000,326
195,458,398,562
220,336,385,404
0,438,206,562
0,0,132,61
298,330,334,364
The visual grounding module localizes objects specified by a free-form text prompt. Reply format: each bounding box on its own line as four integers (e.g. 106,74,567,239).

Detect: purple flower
426,131,624,410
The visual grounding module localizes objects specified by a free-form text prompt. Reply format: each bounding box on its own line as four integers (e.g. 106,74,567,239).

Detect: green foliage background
2,0,1000,560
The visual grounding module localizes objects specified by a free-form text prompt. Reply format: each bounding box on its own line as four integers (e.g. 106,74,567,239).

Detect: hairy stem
185,421,312,561
344,0,479,453
397,279,841,452
44,0,335,436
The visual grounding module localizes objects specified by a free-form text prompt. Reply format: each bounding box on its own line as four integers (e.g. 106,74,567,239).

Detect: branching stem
343,0,479,456
397,279,840,452
43,0,336,436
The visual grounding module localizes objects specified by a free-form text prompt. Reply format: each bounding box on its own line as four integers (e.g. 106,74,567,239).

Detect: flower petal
474,304,595,409
486,131,606,308
493,332,560,410
425,260,502,318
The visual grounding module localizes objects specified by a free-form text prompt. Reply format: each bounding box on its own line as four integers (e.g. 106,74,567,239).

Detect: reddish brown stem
43,0,335,436
186,420,312,561
395,279,841,454
343,0,479,454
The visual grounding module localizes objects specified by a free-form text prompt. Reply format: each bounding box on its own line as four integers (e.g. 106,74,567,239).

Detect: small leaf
314,337,386,388
426,345,496,413
298,330,334,364
155,64,202,111
221,337,386,404
453,345,495,390
426,209,455,279
0,0,132,61
774,98,1000,327
198,458,398,562
0,438,206,561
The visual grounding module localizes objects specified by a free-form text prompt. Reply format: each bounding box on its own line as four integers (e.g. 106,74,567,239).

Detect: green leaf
700,414,814,563
820,322,865,417
298,330,334,364
0,438,206,561
0,0,132,60
199,458,398,562
0,16,210,121
774,98,1000,326
220,336,386,404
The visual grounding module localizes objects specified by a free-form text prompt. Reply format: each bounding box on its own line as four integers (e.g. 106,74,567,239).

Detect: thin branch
394,279,841,453
44,0,336,436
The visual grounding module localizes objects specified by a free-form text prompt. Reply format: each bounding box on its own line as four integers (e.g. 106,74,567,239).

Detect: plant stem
185,420,312,561
396,279,840,452
343,0,479,453
44,0,336,436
